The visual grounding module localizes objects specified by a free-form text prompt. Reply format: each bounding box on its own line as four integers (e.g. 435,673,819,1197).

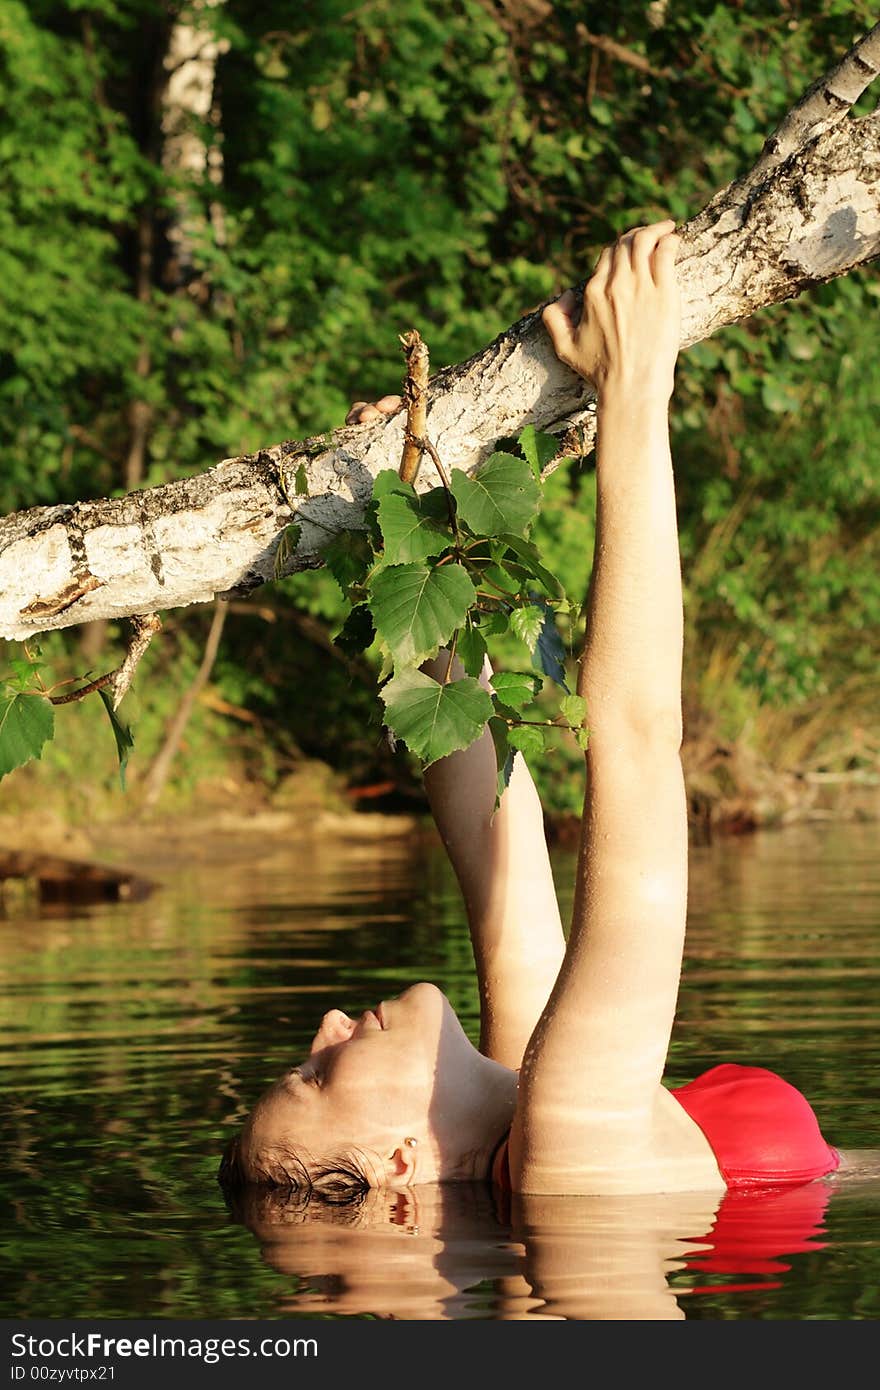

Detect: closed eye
288,1063,321,1090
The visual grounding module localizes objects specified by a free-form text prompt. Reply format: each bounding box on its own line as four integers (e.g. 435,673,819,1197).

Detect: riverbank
1,746,877,898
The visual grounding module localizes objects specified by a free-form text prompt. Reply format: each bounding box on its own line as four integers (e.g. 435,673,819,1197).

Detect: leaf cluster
324,427,587,799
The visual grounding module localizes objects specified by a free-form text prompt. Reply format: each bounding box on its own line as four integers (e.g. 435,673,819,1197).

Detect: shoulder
507,1082,725,1196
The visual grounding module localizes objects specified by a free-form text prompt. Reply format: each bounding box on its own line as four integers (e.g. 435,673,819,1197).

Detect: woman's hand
345,394,402,425
542,219,681,405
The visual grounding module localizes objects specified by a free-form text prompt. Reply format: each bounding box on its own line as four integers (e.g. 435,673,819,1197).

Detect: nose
309,1008,354,1054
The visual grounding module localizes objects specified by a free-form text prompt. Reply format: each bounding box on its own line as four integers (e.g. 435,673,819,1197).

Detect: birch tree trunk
161,0,230,298
1,22,878,644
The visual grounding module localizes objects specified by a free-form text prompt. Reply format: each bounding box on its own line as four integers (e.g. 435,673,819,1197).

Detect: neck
467,1056,518,1181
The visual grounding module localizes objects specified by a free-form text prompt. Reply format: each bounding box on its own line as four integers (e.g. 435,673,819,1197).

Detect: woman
219,220,845,1199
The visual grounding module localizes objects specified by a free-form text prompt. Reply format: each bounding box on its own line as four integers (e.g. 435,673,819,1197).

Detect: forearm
578,387,683,746
540,381,688,1113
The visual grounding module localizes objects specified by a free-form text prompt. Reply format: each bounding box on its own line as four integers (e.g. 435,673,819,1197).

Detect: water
1,818,878,1320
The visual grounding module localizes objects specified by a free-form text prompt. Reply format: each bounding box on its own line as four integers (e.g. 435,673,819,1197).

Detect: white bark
2,24,879,642
162,0,230,274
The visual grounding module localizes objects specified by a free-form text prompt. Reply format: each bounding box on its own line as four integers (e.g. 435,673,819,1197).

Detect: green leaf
517,424,559,478
321,529,373,596
478,610,510,638
294,463,310,495
98,688,134,791
456,623,488,678
273,523,302,580
333,604,375,657
507,723,546,762
375,640,394,685
559,693,587,727
449,453,541,537
488,715,515,802
371,469,414,503
380,670,492,766
510,604,545,653
478,556,525,594
575,726,591,751
0,690,55,779
377,487,452,564
490,670,539,711
369,562,476,667
494,534,565,598
479,560,521,596
533,606,570,689
8,657,44,690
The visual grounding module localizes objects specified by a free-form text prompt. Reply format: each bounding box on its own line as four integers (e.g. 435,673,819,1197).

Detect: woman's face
238,983,485,1185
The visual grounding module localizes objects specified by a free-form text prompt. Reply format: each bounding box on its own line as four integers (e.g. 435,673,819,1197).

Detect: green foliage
509,604,545,654
449,454,541,537
370,560,477,668
491,671,540,712
374,482,451,565
380,669,493,765
0,647,55,778
0,688,54,778
330,427,587,786
97,688,134,790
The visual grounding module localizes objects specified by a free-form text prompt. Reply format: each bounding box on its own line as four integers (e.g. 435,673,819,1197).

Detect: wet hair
217,1133,372,1209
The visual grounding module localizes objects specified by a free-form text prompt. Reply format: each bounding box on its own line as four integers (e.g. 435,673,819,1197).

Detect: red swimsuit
669,1063,840,1189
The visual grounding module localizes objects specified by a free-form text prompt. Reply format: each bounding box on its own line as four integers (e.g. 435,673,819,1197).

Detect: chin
400,981,446,1000
396,982,463,1031
395,981,447,1017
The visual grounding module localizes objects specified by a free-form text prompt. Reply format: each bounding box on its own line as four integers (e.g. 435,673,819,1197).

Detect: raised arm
510,221,691,1193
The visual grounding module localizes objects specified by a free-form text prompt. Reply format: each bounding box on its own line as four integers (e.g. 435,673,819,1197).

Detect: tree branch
744,19,880,188
1,29,879,642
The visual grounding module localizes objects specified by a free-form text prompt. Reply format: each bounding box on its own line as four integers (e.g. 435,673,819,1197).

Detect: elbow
586,704,683,761
636,704,683,754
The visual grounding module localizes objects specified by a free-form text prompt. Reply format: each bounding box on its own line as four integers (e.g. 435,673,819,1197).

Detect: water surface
1,819,878,1320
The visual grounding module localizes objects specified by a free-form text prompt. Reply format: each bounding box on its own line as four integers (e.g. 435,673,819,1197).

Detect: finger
592,244,613,281
608,232,636,289
542,292,579,355
355,404,383,423
616,229,638,269
583,246,612,308
375,394,403,413
631,220,676,276
548,287,580,324
345,401,369,424
651,231,681,286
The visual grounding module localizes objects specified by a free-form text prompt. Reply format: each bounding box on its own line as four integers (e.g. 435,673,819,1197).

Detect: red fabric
670,1063,840,1189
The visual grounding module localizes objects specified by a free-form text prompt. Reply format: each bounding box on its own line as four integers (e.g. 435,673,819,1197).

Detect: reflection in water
1,819,879,1318
231,1183,527,1320
229,1176,850,1320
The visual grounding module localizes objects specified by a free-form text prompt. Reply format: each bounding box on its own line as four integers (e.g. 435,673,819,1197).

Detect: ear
383,1140,418,1191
